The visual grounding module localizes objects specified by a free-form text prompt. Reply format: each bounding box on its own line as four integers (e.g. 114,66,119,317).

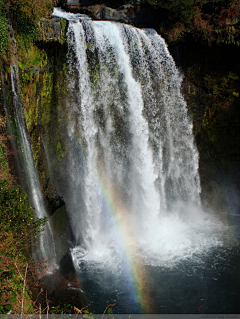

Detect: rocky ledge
72,4,138,24
64,1,157,27
39,17,64,41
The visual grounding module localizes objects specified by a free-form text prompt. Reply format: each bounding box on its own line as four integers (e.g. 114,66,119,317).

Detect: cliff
0,0,239,245
0,0,240,312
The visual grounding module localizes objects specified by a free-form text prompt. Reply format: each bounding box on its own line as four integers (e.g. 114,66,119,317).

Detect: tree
147,0,197,23
4,0,55,37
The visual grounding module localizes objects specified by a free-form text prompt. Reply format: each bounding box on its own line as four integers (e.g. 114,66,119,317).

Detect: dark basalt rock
63,2,159,28
46,194,65,216
39,18,63,41
65,2,149,25
49,205,68,263
81,4,134,23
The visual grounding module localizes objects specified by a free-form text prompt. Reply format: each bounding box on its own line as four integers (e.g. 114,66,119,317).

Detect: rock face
40,18,64,41
67,0,79,5
65,2,154,26
77,4,135,23
49,206,68,263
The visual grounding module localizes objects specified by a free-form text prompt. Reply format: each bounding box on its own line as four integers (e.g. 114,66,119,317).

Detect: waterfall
47,9,223,268
8,64,56,269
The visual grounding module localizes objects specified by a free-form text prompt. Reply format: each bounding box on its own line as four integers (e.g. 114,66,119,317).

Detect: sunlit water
68,209,239,314
44,9,240,314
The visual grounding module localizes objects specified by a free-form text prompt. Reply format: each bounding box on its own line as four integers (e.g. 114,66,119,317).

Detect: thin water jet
6,63,57,272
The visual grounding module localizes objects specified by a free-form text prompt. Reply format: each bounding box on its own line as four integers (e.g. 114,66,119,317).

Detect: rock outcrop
39,17,66,42
75,4,136,23
64,1,155,27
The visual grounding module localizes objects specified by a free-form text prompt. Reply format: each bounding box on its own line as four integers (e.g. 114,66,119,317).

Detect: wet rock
46,193,65,215
65,2,158,27
75,4,137,23
39,17,63,41
67,0,79,5
49,205,68,263
59,251,76,281
103,5,134,23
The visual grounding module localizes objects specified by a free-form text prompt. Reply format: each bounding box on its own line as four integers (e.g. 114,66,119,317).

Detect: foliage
201,72,240,159
16,41,49,168
17,39,48,78
0,114,48,259
0,259,34,314
0,180,33,234
147,0,197,23
181,38,240,163
0,13,8,52
0,115,14,183
0,178,48,314
0,180,48,257
56,141,67,163
7,0,55,29
148,0,240,45
191,1,240,45
0,1,69,314
0,0,56,45
50,303,72,314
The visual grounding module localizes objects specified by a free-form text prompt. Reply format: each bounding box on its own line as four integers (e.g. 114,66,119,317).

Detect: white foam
52,7,91,21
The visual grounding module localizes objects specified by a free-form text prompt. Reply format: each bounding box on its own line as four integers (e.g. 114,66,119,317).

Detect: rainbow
96,160,154,313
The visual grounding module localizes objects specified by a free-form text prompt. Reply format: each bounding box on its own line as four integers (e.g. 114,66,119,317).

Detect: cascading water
7,64,56,269
45,8,239,313
52,8,217,261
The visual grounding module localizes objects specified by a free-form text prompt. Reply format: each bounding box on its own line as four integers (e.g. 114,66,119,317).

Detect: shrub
3,0,55,39
147,0,197,23
0,3,8,52
0,178,48,314
0,180,48,257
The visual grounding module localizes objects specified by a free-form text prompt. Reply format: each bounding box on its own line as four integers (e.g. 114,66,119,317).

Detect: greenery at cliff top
68,0,240,45
0,0,56,51
0,1,8,52
7,0,55,30
146,0,240,44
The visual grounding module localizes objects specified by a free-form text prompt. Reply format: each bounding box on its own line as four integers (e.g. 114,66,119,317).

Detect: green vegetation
56,141,66,162
0,115,14,183
147,0,196,23
0,180,47,246
202,72,240,160
180,41,240,165
0,0,56,56
60,17,67,32
0,114,47,314
0,12,8,52
7,0,55,37
16,42,50,168
0,171,48,314
0,0,239,314
145,0,240,45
